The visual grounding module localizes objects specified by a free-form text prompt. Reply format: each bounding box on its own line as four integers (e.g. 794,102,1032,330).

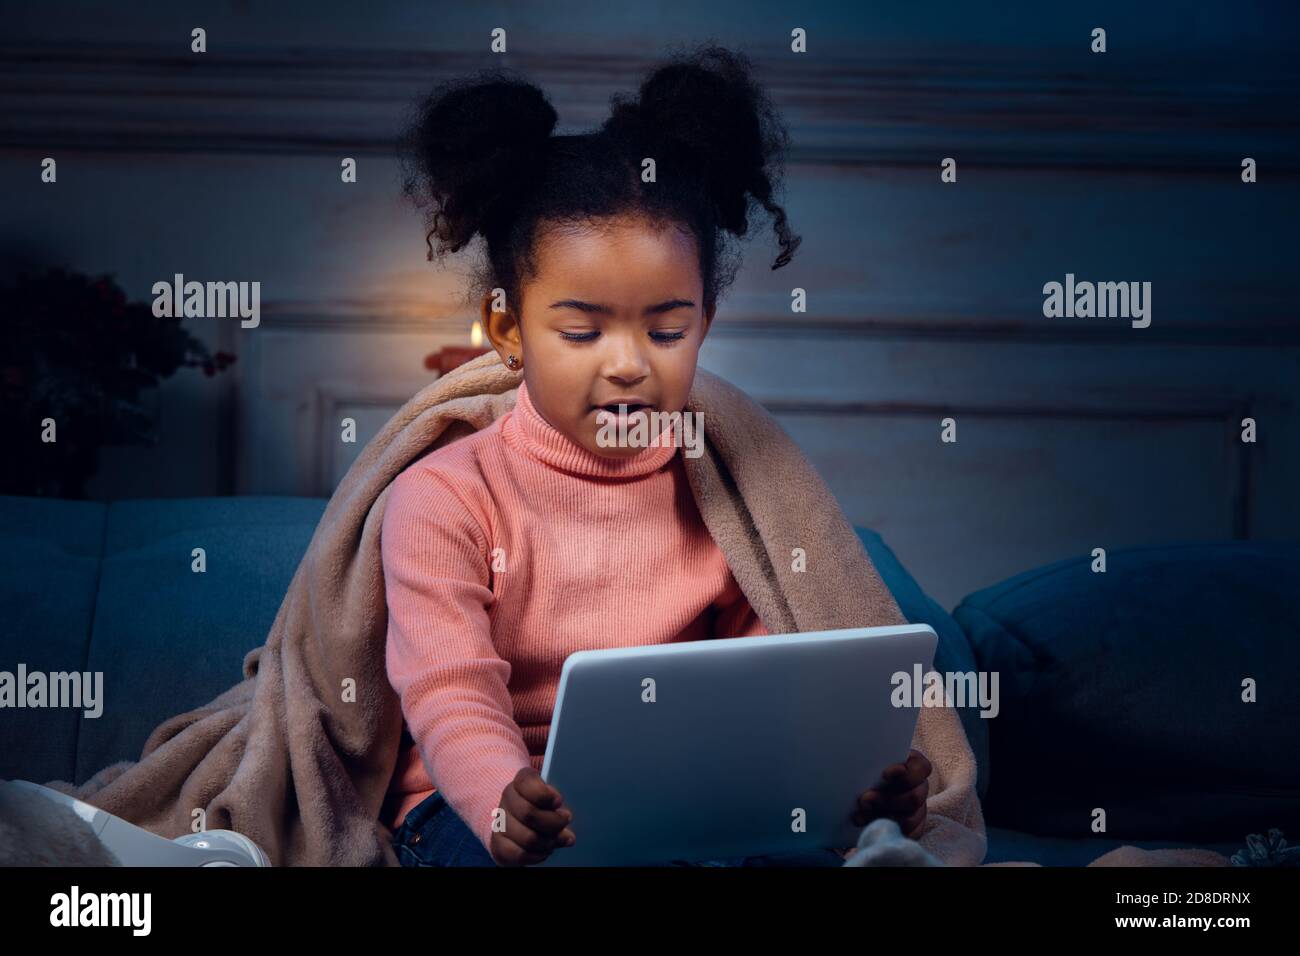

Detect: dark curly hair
397,43,801,319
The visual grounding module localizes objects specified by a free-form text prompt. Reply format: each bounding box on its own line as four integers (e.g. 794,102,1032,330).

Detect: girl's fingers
881,751,932,791
503,782,573,836
494,832,551,866
501,793,567,850
904,749,932,784
861,787,886,807
852,789,881,826
890,780,929,814
504,812,562,854
513,767,565,810
899,805,927,838
515,798,573,835
859,781,928,825
855,770,931,827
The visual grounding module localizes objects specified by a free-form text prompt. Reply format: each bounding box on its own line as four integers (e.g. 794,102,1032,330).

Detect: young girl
380,44,933,867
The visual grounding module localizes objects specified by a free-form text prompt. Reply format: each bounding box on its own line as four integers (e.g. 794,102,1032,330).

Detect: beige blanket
39,350,1226,867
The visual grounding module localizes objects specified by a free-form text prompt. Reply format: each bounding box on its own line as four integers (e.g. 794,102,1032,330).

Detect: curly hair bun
400,72,559,254
603,44,799,266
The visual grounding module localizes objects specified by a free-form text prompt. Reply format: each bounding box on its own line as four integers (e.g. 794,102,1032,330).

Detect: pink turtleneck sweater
379,377,768,852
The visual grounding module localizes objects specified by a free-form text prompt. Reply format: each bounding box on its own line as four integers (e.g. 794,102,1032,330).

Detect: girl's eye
559,331,687,344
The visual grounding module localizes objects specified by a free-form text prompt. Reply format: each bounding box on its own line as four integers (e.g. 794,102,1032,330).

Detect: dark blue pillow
955,541,1300,841
855,527,989,801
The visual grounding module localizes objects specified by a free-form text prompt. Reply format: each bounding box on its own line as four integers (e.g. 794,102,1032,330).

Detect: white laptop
536,623,937,866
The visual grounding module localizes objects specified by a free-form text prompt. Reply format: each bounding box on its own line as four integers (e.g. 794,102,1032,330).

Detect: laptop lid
536,623,938,866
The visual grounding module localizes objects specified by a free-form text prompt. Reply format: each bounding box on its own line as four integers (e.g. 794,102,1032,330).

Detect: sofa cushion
76,497,328,782
956,540,1300,841
0,496,107,785
855,527,989,800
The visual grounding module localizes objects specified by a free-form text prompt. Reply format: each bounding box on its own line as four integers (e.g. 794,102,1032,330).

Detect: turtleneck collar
502,378,679,479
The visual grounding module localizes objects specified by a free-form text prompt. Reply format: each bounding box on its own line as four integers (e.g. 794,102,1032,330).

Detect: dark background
2,0,1297,608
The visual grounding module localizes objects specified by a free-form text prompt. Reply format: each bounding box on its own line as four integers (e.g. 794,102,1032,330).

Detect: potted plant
0,267,236,499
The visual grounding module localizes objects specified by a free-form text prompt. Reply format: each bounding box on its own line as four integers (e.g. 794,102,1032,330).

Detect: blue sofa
3,494,1294,865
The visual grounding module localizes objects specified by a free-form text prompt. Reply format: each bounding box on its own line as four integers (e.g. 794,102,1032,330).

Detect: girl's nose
599,339,651,383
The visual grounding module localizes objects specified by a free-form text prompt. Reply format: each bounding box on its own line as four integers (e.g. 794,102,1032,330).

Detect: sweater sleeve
381,465,532,855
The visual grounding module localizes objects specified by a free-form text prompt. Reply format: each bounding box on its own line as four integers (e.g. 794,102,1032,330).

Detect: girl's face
482,213,715,460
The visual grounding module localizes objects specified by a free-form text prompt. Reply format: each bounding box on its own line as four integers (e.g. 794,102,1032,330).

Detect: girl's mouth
593,404,653,415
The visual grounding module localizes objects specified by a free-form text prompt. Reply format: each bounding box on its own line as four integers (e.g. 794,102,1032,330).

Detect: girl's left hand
852,749,931,838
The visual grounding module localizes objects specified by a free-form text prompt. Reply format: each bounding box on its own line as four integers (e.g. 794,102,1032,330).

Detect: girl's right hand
489,767,577,866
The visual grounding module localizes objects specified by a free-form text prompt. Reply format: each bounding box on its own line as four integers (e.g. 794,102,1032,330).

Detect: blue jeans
391,791,846,867
391,791,498,866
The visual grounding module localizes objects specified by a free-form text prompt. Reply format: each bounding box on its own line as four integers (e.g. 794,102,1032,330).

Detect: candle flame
469,321,483,347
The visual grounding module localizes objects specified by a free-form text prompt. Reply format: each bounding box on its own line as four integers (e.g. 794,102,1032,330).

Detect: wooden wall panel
3,16,1295,608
